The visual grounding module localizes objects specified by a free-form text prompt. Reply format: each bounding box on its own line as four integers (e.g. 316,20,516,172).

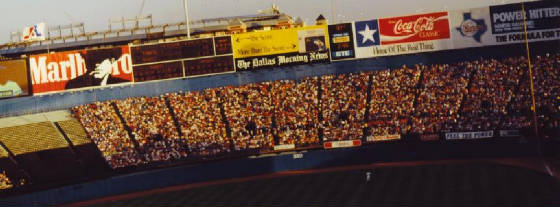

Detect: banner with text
490,1,560,44
232,25,330,71
324,139,362,149
354,12,452,58
445,131,494,140
29,46,133,94
450,1,560,49
0,59,31,98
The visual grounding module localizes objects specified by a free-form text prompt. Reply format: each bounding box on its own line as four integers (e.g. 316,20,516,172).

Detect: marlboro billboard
29,46,133,94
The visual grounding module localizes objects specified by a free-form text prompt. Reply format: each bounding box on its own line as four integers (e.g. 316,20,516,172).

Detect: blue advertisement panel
328,23,355,60
490,0,560,34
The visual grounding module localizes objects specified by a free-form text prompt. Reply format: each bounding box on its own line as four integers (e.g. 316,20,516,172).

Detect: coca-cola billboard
29,46,133,94
379,12,451,45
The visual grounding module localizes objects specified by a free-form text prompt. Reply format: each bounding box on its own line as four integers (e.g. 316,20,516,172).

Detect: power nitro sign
29,46,133,94
379,12,451,45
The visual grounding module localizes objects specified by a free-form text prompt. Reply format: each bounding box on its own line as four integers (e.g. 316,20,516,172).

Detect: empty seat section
57,119,92,146
0,122,69,155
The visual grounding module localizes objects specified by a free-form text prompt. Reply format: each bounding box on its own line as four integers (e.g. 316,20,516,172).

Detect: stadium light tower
183,0,191,39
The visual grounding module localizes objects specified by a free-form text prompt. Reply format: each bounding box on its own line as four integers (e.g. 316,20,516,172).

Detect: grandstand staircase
163,97,184,138
216,96,235,152
317,76,324,144
412,68,425,110
163,97,190,153
52,122,79,157
111,102,142,154
362,73,375,141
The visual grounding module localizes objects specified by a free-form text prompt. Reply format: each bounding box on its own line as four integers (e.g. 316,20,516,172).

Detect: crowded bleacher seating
221,82,275,151
68,54,559,169
321,72,370,141
368,66,420,137
167,89,231,157
73,102,144,169
412,63,470,134
117,96,188,162
271,78,320,147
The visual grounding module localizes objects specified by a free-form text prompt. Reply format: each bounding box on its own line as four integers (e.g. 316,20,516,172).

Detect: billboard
489,1,560,44
22,23,46,42
0,59,30,98
232,25,330,71
450,1,560,49
449,7,494,48
379,12,451,45
29,46,133,94
354,12,453,58
328,23,355,60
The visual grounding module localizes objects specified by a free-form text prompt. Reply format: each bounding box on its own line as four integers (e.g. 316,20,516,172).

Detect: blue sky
0,0,527,43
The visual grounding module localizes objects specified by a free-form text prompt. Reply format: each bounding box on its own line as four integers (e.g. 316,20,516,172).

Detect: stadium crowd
116,96,188,163
72,102,144,169
368,66,420,137
71,54,559,168
221,82,275,151
321,73,369,141
271,78,320,147
450,57,525,132
167,89,231,157
508,54,560,132
411,63,471,134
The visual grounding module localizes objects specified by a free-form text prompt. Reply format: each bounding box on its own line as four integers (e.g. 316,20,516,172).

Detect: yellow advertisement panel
232,25,329,58
0,59,30,98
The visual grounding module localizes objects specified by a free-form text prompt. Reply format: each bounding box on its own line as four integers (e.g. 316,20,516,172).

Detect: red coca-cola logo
380,12,450,45
393,17,435,35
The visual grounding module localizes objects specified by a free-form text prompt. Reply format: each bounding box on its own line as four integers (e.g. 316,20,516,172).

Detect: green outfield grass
89,163,560,206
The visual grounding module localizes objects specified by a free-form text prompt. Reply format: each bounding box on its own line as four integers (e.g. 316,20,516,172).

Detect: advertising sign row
3,1,558,96
347,0,560,59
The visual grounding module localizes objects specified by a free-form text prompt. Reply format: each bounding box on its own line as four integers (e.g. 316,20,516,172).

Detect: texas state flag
354,20,380,47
